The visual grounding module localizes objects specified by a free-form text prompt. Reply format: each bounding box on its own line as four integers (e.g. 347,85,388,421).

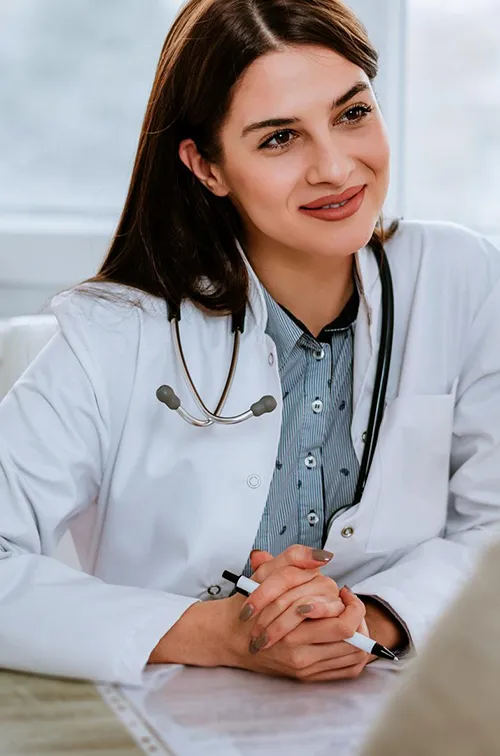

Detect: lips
301,185,365,210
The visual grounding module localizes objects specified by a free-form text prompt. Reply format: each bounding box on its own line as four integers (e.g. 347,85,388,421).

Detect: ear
178,138,229,197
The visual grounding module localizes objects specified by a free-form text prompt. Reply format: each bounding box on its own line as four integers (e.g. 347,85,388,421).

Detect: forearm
148,598,234,668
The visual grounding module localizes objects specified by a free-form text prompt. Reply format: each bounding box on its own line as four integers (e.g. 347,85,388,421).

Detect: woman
1,0,499,686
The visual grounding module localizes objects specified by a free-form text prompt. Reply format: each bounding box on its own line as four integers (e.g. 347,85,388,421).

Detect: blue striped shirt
243,285,360,575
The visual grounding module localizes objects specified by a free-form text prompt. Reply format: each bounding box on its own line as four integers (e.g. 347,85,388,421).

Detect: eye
338,103,373,125
259,129,298,151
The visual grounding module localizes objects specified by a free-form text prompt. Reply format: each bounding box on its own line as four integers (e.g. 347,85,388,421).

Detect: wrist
149,598,233,668
362,597,406,651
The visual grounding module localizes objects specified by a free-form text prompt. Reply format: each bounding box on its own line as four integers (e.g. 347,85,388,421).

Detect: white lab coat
1,219,500,686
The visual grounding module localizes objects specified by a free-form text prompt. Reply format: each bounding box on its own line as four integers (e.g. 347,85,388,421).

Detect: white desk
115,661,405,756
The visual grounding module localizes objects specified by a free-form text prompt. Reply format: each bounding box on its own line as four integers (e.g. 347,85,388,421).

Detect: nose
305,138,356,187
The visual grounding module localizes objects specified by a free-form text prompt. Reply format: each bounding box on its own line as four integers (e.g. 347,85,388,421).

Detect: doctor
1,0,500,687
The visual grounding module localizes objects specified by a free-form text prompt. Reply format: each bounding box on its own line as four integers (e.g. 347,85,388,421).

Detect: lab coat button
362,431,367,443
247,474,261,488
268,352,275,366
341,526,354,538
307,511,320,525
313,348,325,361
312,399,323,414
207,585,221,596
305,455,317,469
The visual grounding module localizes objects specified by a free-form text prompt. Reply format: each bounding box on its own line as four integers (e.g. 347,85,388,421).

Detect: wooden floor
0,670,143,756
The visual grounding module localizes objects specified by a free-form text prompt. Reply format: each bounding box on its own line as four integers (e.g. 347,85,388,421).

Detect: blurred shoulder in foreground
361,535,500,756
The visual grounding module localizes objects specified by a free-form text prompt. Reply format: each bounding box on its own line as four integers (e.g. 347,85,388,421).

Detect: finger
249,549,274,573
281,591,365,645
280,640,367,671
250,595,346,652
251,544,333,583
251,574,341,630
299,658,369,682
292,596,346,621
297,650,367,679
241,566,319,623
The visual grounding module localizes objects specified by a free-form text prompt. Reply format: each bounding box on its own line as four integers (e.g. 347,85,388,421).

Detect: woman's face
215,44,390,262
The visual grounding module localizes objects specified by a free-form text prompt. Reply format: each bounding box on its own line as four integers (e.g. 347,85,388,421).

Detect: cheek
227,154,297,219
366,126,391,182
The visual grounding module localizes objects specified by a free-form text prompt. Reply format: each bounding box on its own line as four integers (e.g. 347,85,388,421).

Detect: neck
247,241,356,338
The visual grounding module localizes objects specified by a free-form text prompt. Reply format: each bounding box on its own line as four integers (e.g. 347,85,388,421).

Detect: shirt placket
297,336,332,546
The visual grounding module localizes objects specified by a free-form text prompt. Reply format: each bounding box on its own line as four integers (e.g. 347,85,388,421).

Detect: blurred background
0,0,499,318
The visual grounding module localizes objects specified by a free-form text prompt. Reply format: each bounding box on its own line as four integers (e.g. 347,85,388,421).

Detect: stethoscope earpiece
156,385,181,410
157,244,393,510
250,396,278,417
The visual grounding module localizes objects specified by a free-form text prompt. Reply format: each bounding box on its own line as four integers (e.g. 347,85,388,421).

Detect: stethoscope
157,243,394,509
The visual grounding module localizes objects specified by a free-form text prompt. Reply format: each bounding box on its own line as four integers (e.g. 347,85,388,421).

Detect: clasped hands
224,544,376,683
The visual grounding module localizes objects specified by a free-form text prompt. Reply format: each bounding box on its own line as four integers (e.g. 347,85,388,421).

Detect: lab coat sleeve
351,278,500,650
0,303,198,686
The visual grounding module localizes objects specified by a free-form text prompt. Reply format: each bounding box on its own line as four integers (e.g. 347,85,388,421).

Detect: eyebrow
241,81,370,138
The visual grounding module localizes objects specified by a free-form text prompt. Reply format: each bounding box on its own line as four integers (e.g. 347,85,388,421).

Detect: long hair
89,0,400,315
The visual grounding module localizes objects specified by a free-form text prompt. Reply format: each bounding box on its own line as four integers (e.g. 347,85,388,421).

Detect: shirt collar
235,238,381,345
262,284,359,369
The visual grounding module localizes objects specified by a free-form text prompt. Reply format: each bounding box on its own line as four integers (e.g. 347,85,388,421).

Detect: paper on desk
117,660,406,756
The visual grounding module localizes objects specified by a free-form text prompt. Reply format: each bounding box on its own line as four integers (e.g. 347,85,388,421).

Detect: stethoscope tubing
158,244,394,517
353,247,394,505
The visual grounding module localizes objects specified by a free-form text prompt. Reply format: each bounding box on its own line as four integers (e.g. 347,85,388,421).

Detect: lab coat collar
235,237,383,426
235,237,381,348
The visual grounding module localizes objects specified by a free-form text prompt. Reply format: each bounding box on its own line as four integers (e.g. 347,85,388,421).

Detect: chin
317,224,378,258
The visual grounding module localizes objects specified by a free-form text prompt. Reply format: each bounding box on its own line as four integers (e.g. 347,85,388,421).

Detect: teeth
321,199,349,209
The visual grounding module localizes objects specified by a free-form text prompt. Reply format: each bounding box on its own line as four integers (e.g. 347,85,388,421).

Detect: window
0,0,171,221
405,0,500,237
0,0,403,315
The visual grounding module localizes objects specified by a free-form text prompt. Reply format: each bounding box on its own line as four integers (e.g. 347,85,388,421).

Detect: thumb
250,549,274,572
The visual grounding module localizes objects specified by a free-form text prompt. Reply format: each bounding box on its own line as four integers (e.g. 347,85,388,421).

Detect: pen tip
373,643,399,662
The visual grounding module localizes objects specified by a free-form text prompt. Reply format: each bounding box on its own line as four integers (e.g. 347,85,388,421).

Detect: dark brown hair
89,0,399,315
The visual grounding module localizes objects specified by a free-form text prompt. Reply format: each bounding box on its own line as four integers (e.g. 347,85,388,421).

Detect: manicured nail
239,604,254,622
311,548,334,562
249,631,268,654
296,604,314,615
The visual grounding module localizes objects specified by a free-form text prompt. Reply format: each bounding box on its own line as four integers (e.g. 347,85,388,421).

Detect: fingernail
296,604,314,615
239,604,254,622
342,585,353,593
249,631,268,654
311,548,334,562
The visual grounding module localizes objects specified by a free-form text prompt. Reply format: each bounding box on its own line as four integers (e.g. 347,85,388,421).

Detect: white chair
0,314,59,398
0,314,81,569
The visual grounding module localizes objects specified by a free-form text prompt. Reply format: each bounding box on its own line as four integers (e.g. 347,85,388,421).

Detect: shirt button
307,512,320,525
305,454,317,469
313,348,325,361
312,399,323,414
207,585,221,596
247,475,261,488
341,526,354,538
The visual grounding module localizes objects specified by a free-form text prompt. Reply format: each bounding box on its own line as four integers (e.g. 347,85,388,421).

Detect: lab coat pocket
364,391,455,554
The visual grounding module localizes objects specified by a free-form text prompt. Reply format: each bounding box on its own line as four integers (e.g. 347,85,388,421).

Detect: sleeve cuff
112,594,201,687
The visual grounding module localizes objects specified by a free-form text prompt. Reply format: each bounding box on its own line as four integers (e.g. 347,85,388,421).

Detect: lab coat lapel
352,244,383,460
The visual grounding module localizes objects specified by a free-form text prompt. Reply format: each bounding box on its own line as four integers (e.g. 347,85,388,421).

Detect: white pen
222,570,398,662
